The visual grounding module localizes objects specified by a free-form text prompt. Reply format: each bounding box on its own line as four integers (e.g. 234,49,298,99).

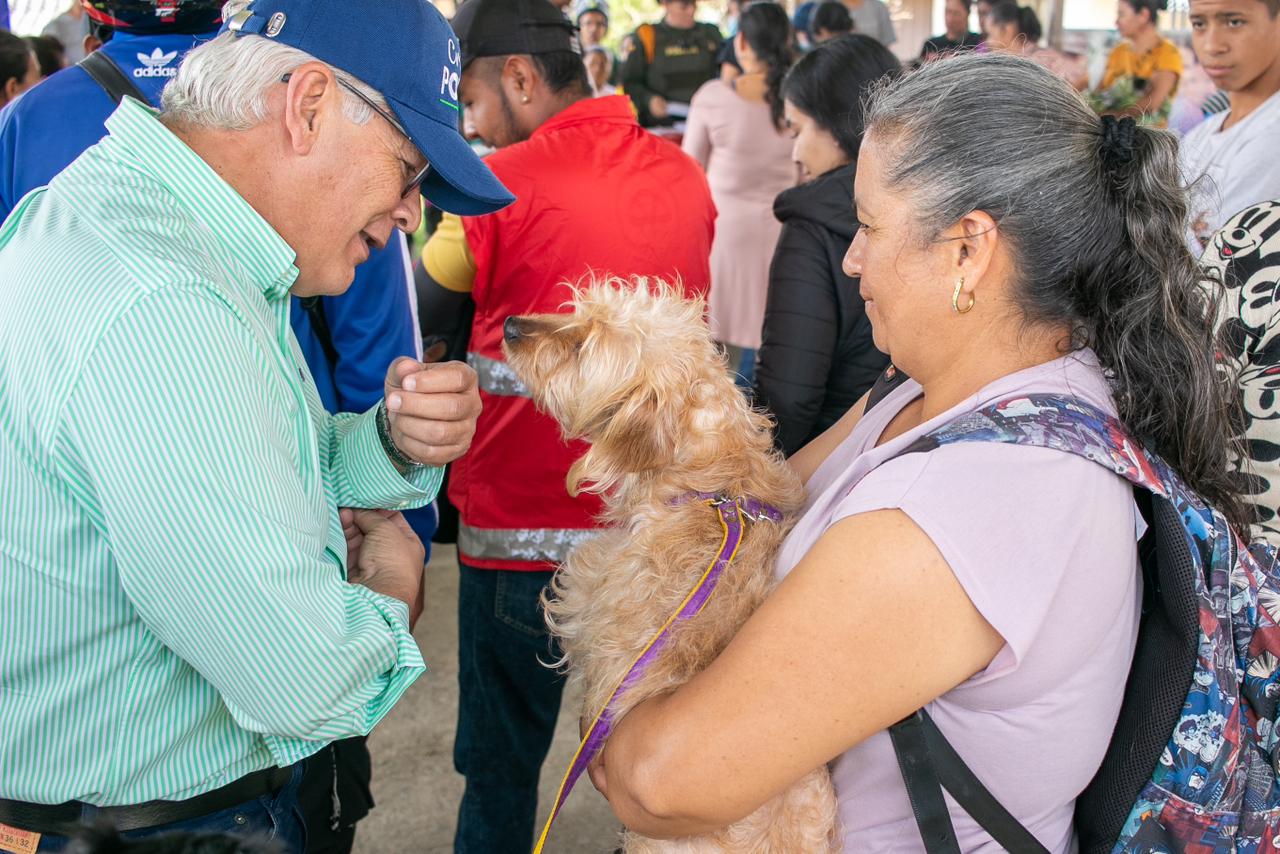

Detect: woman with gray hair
587,52,1245,851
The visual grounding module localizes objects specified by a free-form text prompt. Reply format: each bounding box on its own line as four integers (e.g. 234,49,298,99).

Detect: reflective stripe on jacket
451,94,715,570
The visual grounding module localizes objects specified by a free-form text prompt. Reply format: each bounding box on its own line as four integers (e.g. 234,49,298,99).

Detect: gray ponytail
863,52,1248,531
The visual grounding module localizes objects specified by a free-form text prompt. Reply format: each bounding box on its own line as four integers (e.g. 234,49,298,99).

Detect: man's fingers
386,390,479,423
392,421,473,458
391,434,471,468
386,357,421,389
397,362,477,396
352,508,391,534
387,511,415,537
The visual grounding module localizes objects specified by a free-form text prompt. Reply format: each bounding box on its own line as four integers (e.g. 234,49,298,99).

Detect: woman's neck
738,58,766,76
1130,26,1160,54
910,324,1072,423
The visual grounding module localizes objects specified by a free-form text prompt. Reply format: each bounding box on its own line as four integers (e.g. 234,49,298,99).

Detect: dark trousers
33,764,305,852
453,562,565,854
296,737,373,854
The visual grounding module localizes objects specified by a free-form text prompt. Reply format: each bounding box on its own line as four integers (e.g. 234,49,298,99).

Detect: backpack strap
891,711,1050,853
79,50,149,107
896,394,1170,496
637,23,657,65
863,364,908,414
889,711,962,854
299,296,340,368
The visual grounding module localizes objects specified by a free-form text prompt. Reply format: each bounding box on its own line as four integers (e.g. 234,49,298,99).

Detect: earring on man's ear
521,94,531,104
952,277,975,314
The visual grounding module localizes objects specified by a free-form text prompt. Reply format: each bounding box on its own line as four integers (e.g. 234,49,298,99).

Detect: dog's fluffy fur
504,280,837,852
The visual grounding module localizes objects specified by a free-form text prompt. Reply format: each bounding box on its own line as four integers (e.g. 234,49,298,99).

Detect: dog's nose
504,316,525,343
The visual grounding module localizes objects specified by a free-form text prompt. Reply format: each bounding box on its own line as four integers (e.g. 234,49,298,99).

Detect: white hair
159,0,389,130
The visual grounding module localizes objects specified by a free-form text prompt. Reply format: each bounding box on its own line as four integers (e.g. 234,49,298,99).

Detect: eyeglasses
281,72,430,199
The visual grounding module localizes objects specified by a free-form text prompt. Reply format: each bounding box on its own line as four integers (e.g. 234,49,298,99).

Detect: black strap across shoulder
79,50,149,106
889,711,962,854
868,370,1055,853
864,364,909,414
890,710,1051,853
299,297,340,368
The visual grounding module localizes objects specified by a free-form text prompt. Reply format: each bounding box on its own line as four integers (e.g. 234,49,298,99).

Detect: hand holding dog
340,508,426,629
383,358,481,467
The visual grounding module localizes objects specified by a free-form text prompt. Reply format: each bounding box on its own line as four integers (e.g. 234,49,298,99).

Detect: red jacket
452,95,715,570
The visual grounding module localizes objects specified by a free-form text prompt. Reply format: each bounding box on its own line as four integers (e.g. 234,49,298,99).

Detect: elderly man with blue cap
0,0,512,850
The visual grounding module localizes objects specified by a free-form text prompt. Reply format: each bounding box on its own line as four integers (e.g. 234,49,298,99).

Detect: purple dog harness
532,493,782,852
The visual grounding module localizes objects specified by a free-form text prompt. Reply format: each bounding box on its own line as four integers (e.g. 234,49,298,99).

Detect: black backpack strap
889,711,962,854
299,296,340,368
864,364,909,414
891,710,1051,853
79,50,149,106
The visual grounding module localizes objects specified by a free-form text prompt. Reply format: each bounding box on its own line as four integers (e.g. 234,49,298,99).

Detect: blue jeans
34,764,305,852
453,563,565,854
723,344,756,389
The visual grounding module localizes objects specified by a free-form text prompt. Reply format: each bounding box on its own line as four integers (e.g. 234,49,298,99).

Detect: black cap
451,0,581,69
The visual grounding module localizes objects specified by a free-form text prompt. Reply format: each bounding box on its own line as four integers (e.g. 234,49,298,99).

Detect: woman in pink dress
682,2,796,382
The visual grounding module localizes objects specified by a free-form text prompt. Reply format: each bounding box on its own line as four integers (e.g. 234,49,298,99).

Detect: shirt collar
103,97,299,302
530,94,637,140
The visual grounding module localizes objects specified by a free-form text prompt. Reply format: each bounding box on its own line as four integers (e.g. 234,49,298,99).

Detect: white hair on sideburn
159,0,389,130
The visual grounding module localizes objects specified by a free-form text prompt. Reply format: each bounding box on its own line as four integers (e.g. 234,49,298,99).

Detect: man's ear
3,77,18,103
83,33,103,55
281,62,337,155
501,55,537,103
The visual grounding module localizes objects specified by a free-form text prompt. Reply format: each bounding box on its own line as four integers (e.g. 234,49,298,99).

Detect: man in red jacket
418,0,714,848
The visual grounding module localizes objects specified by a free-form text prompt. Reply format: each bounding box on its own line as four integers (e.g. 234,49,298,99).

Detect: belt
0,765,295,837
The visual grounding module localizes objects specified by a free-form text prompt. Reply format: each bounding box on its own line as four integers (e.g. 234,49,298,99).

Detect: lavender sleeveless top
774,351,1143,852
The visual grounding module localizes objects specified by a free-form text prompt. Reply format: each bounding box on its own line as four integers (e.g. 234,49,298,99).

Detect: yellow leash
532,500,744,853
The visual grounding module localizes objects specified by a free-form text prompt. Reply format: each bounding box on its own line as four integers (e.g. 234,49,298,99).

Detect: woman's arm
1133,69,1177,118
785,391,868,483
681,87,714,170
598,508,1003,837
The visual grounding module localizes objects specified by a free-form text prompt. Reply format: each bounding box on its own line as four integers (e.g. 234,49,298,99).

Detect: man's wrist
376,400,423,471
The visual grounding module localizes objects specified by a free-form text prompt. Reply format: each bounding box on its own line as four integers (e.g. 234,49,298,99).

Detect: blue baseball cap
221,0,515,216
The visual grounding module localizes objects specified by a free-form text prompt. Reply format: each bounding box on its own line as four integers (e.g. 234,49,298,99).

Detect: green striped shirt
0,98,434,805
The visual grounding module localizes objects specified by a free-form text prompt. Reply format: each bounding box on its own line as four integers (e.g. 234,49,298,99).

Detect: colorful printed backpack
866,387,1280,853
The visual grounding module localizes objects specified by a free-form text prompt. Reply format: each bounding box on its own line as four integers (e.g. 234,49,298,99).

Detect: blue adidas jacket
0,31,437,547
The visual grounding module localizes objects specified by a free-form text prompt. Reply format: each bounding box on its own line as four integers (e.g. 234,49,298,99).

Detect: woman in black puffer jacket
754,35,900,455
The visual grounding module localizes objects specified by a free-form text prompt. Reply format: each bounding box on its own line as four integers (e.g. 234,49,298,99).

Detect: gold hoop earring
952,278,975,314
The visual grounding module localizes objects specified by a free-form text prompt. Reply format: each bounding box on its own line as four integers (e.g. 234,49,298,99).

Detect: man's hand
648,95,668,119
384,358,481,467
340,508,427,629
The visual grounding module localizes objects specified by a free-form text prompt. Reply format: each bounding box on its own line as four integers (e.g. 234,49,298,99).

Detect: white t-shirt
1180,89,1280,251
846,0,897,46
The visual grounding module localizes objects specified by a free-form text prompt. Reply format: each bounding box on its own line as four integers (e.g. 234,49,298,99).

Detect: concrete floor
352,544,619,854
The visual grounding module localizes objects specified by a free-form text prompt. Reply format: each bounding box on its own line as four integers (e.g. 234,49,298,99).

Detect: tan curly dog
503,280,838,852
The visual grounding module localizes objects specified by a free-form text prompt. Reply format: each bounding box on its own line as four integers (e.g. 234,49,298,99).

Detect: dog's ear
566,385,677,495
